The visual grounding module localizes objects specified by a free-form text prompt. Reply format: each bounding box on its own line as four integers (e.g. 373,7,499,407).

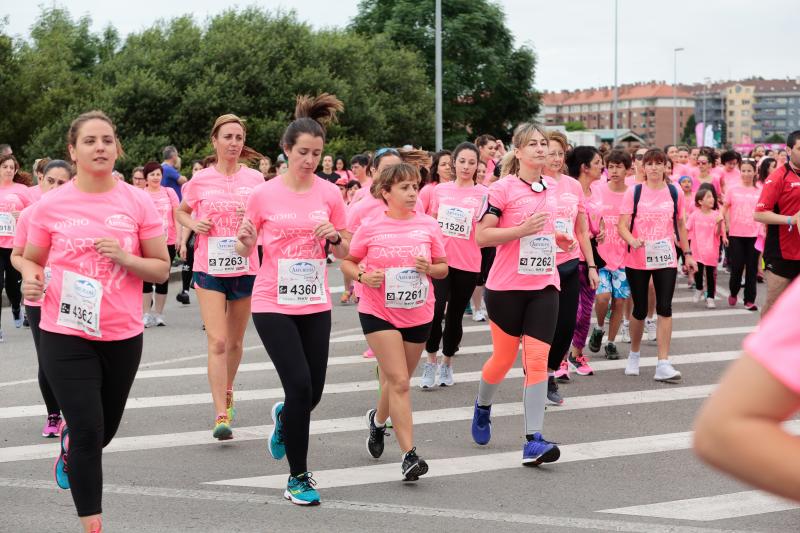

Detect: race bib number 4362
208,237,248,274
57,270,102,337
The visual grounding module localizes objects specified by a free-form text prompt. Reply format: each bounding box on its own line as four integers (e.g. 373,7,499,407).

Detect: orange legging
481,321,549,388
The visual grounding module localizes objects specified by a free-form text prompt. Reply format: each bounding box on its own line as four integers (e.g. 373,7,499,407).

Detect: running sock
628,351,640,359
521,335,549,436
477,321,522,407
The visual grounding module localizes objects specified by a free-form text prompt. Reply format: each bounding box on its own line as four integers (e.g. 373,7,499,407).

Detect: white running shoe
437,364,455,387
472,309,486,322
143,313,156,328
645,318,657,341
620,321,631,343
692,290,703,303
624,352,640,376
705,298,716,309
419,363,437,389
654,361,682,382
155,314,166,326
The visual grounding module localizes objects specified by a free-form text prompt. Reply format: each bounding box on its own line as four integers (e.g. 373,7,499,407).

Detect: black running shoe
401,447,428,481
604,342,620,360
366,408,387,459
176,290,190,305
588,326,604,353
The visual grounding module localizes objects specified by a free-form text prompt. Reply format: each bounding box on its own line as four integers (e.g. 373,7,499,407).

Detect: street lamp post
435,0,443,151
612,0,618,145
672,47,684,145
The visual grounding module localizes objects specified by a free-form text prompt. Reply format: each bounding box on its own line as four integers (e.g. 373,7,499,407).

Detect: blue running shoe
269,401,286,460
53,421,69,489
522,432,560,466
284,472,320,505
471,400,492,445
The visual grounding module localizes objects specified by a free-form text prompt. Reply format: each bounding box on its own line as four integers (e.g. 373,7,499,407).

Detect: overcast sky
3,1,796,92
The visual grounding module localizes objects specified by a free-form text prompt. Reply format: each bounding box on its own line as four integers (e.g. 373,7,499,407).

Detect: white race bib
207,237,248,274
57,270,102,337
518,234,555,275
0,212,15,237
645,238,675,269
277,259,327,305
437,204,473,239
384,267,429,309
554,218,573,253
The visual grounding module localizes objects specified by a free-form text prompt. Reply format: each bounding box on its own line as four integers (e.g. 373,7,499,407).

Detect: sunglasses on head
374,147,400,158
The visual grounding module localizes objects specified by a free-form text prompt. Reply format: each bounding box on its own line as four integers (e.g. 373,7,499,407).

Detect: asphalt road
1,266,797,532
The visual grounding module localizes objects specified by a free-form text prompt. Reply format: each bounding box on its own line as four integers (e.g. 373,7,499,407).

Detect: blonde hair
67,110,125,160
500,122,549,177
373,162,421,204
210,114,263,162
547,130,569,152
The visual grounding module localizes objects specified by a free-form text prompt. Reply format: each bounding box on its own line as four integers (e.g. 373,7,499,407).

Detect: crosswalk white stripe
331,311,754,343
209,421,800,490
598,490,800,521
0,384,720,463
0,351,739,419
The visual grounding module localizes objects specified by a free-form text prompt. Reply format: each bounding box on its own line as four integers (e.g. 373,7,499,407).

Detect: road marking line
0,351,740,419
0,384,719,462
209,422,800,490
0,477,743,533
598,490,800,521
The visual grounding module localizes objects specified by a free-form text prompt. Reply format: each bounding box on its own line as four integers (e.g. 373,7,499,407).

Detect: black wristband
327,233,342,246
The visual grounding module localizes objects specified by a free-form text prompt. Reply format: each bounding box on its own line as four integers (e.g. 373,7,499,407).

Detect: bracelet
588,265,598,270
357,272,363,283
684,251,693,256
788,217,794,227
327,233,342,246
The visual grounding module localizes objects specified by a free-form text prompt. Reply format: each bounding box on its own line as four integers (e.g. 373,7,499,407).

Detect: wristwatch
328,233,342,246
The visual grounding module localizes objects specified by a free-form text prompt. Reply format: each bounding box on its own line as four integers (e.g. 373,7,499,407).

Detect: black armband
480,203,502,220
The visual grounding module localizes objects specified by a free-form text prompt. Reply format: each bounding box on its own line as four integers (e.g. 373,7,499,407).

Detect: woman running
0,153,33,337
722,159,760,310
544,139,599,403
618,148,697,381
141,161,180,327
470,123,574,465
19,111,170,533
418,149,452,215
177,115,264,440
236,94,347,505
420,142,486,388
341,162,447,480
11,160,72,437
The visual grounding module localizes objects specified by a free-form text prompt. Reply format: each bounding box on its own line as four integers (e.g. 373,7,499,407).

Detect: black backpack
628,183,679,251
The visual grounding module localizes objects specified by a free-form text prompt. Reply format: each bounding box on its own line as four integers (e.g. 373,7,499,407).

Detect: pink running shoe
42,413,61,438
728,295,737,307
362,348,375,359
568,353,594,376
554,360,571,382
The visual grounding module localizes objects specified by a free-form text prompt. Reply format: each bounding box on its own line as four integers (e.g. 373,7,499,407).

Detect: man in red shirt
754,130,800,315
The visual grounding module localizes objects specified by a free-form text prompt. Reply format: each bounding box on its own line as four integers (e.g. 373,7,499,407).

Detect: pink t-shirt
687,209,721,267
27,186,43,203
716,167,743,194
484,175,561,292
350,212,446,328
182,165,263,276
726,186,760,238
683,193,696,220
693,174,723,198
481,159,497,186
27,181,163,341
428,181,487,272
595,182,628,271
744,277,800,394
418,182,438,215
146,186,180,245
246,176,347,315
0,182,32,249
620,184,685,270
13,206,44,308
346,193,425,234
551,175,586,265
350,179,373,205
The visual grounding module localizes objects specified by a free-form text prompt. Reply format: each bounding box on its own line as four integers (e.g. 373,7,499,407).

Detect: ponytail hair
500,122,549,177
281,93,344,150
210,114,263,162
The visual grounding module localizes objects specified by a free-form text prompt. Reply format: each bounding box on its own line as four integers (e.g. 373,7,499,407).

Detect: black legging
26,305,60,415
181,234,195,292
694,264,717,299
40,331,142,517
252,311,331,477
425,267,478,356
547,259,580,370
485,286,559,342
143,245,176,294
728,236,758,303
626,267,677,320
0,246,21,322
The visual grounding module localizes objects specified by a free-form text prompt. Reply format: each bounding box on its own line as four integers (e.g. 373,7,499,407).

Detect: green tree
564,121,586,132
681,114,696,146
351,0,538,145
766,133,784,143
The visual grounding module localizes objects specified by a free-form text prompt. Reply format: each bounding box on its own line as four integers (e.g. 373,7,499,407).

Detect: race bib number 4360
208,237,248,274
385,267,429,309
57,270,102,337
277,259,327,306
518,234,555,275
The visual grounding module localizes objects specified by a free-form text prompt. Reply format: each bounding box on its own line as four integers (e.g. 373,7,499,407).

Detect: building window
729,111,735,117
